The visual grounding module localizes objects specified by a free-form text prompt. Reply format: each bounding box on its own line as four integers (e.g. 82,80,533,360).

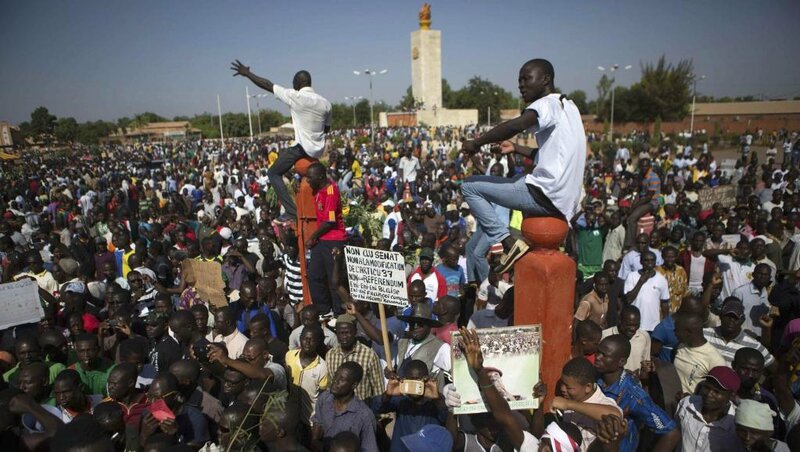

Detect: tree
30,107,57,138
55,117,79,143
595,75,612,119
568,90,588,114
636,55,694,121
131,112,165,129
450,77,516,124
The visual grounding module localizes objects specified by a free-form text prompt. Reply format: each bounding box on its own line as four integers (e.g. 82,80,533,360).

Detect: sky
2,0,799,125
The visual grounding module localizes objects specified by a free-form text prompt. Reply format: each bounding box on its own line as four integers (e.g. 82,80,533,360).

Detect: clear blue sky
2,0,799,124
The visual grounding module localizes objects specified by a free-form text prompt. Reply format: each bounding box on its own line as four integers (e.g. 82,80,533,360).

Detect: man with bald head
169,359,223,424
460,58,586,273
673,311,726,394
432,295,460,345
595,334,680,450
651,294,710,362
207,306,249,360
231,61,331,223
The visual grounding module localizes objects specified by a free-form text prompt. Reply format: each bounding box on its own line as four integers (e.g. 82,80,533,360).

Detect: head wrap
541,422,579,452
735,399,776,431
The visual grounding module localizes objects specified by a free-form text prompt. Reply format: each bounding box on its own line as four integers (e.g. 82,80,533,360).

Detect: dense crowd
3,71,800,451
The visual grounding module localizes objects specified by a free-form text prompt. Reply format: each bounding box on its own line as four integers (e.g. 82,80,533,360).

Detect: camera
399,379,425,396
193,338,211,363
108,319,120,328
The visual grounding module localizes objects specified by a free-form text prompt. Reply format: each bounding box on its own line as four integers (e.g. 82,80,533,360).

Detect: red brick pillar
294,158,318,307
513,217,575,406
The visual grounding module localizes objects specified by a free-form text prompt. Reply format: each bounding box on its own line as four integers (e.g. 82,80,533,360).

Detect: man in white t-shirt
623,251,670,331
231,60,332,222
461,59,586,274
398,148,421,195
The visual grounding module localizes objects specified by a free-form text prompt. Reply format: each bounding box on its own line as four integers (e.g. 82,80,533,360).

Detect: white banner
0,279,44,330
344,246,408,307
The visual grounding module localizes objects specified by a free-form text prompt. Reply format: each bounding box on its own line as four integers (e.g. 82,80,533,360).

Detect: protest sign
344,246,408,307
451,325,542,414
698,186,736,210
0,279,44,330
183,259,227,308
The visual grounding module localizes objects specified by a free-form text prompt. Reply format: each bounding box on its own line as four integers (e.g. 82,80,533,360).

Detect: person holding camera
371,359,447,452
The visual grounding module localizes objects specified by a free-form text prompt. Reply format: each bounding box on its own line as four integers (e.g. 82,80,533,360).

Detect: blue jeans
466,228,490,283
461,175,557,245
267,143,308,219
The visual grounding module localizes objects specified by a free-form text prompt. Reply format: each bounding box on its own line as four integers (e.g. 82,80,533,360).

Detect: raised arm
459,327,526,450
461,110,539,155
231,60,274,93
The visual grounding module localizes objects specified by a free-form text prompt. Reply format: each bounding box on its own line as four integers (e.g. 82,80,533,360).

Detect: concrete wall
411,29,442,110
416,108,477,127
583,114,800,136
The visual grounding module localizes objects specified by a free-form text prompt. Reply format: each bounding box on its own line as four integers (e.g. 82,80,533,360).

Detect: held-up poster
182,260,228,308
451,325,542,414
0,279,45,330
344,246,408,307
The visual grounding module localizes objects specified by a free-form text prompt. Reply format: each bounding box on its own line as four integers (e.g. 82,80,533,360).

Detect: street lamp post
345,96,364,127
247,93,269,137
690,75,707,137
597,64,632,142
480,91,499,127
353,69,388,146
246,86,253,139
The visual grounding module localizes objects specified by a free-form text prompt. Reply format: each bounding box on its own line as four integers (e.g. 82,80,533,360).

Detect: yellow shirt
285,350,329,425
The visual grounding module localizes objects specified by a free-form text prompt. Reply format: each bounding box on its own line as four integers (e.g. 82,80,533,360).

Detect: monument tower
382,4,476,127
411,4,442,111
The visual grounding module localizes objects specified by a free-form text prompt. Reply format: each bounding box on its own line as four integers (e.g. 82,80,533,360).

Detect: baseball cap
401,424,453,452
460,202,469,210
419,247,434,260
705,366,740,393
336,314,357,325
445,204,457,213
382,199,395,208
721,298,745,318
64,281,86,294
219,227,232,240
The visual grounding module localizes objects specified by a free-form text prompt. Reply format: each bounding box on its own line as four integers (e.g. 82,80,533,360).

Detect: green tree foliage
131,112,165,128
75,120,116,144
636,56,694,121
449,77,516,124
55,117,79,143
30,106,57,138
567,90,588,114
594,56,694,123
595,75,612,119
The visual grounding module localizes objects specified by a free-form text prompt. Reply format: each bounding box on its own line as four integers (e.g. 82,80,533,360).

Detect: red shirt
314,182,347,241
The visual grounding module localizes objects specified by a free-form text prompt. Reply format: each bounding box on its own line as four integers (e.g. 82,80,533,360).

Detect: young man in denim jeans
460,59,586,273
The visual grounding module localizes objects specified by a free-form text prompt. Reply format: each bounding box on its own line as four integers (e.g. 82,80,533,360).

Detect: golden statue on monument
419,3,431,29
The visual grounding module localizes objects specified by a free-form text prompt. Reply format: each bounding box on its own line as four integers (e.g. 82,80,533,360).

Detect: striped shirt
280,253,304,304
326,342,385,401
703,327,775,367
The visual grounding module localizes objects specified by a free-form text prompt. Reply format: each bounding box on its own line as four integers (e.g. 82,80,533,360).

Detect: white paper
0,279,45,330
344,246,408,306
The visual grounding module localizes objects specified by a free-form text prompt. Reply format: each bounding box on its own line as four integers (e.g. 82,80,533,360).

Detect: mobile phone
399,379,425,396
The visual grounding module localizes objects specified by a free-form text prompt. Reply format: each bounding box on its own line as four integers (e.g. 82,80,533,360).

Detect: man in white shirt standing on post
231,60,332,223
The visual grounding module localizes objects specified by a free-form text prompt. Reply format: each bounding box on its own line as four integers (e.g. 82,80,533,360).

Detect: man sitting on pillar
461,58,586,273
230,60,332,223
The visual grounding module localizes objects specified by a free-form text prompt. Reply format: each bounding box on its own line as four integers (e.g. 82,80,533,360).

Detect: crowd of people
1,57,800,452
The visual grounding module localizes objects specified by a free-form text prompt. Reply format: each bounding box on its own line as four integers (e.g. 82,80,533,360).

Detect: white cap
219,227,232,240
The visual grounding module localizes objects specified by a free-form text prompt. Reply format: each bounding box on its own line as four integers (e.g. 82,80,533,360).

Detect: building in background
108,121,202,144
